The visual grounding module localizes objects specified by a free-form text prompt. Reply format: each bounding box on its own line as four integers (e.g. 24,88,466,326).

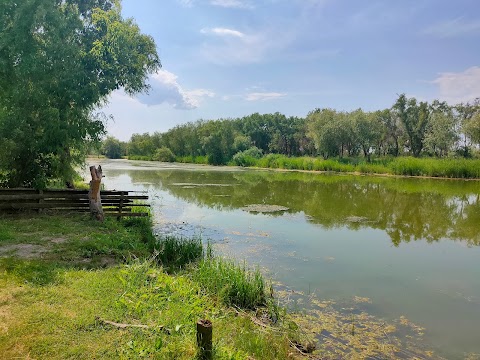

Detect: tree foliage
118,95,479,166
152,147,175,162
0,0,159,188
102,136,125,159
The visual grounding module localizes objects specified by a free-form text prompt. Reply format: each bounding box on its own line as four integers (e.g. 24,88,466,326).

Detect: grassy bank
248,155,480,179
126,154,480,179
0,213,301,359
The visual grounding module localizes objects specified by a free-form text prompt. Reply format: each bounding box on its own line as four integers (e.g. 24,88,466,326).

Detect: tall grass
193,245,267,309
175,155,209,164
155,235,203,271
250,155,480,179
389,157,480,178
152,236,269,310
127,155,153,161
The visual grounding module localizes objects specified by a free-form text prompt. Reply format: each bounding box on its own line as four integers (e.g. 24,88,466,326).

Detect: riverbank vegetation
1,210,457,358
0,212,303,359
99,95,480,178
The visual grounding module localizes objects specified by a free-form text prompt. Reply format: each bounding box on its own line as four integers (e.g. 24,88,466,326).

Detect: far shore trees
0,0,160,188
117,95,479,165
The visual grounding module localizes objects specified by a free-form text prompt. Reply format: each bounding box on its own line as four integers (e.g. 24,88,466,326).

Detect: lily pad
241,204,289,213
345,216,368,223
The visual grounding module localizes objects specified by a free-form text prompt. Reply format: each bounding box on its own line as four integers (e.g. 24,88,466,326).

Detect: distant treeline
100,94,480,165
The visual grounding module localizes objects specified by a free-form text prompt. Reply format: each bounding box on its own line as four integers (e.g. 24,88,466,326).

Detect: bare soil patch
0,244,49,259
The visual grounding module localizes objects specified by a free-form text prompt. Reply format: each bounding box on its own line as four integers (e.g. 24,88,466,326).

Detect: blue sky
103,0,480,140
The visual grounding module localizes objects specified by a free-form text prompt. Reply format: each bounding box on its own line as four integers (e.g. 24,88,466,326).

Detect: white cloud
199,26,293,65
245,92,286,101
201,27,245,38
432,66,480,104
210,0,253,9
424,17,480,38
137,70,214,110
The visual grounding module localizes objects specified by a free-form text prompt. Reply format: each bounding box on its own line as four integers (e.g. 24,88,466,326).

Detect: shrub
152,147,176,162
232,147,263,167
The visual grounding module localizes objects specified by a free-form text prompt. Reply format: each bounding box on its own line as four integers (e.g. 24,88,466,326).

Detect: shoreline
87,156,480,181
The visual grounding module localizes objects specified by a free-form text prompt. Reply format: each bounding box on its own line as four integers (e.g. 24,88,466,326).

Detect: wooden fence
0,188,149,217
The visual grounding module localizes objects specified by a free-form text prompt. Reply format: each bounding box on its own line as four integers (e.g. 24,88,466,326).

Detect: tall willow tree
392,94,431,157
0,0,160,188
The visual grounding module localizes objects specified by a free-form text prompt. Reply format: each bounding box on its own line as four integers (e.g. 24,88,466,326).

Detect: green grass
193,245,267,310
388,157,480,178
127,155,153,161
156,235,203,272
0,213,300,359
250,155,480,179
125,151,480,179
0,212,156,269
175,155,209,164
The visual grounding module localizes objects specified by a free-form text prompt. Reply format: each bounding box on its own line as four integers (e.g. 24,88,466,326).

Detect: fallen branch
97,317,149,329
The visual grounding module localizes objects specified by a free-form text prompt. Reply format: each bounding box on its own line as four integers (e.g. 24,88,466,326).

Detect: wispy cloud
432,66,480,104
199,25,295,65
424,17,480,38
245,92,287,101
209,0,253,9
201,27,245,38
178,0,253,9
136,70,214,109
178,0,194,7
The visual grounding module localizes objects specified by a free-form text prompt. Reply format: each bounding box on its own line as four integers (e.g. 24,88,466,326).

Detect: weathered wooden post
37,189,44,213
89,165,104,221
196,319,212,360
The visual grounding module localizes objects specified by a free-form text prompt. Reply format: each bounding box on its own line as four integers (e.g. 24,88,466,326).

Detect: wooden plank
102,195,149,200
0,194,147,201
105,212,149,217
0,203,149,210
40,199,134,204
0,188,144,195
0,188,149,216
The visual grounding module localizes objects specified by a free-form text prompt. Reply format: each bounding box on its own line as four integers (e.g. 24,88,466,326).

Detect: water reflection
97,162,480,358
113,169,480,247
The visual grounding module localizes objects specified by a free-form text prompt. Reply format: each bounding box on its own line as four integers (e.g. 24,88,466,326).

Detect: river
87,158,480,359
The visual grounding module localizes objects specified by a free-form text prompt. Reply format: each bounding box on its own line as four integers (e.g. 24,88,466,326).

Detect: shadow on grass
0,257,62,286
0,212,158,286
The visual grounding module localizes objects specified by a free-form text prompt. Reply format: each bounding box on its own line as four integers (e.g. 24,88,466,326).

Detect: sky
103,0,480,140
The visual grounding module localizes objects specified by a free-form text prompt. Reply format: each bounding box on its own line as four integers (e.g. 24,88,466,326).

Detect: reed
175,155,209,164
193,245,267,309
155,235,203,271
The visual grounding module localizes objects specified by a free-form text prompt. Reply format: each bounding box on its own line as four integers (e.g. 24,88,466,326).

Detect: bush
102,137,124,159
152,147,176,162
232,147,263,167
256,154,282,168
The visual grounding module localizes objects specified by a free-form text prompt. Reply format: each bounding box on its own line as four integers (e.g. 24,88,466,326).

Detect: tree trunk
196,319,212,360
89,165,104,221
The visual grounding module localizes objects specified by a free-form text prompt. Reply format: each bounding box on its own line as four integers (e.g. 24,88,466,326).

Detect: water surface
88,159,480,359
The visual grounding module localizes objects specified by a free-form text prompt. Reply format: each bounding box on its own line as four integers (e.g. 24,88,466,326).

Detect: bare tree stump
196,319,212,360
89,165,104,221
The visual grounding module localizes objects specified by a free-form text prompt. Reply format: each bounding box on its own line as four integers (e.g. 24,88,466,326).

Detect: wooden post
89,165,104,221
117,191,124,220
196,319,212,360
38,190,44,213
